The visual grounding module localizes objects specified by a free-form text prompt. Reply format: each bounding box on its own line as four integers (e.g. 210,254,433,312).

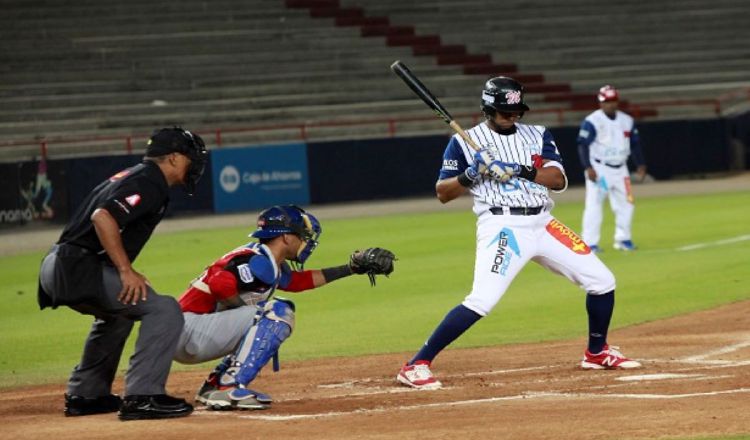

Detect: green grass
1,191,749,388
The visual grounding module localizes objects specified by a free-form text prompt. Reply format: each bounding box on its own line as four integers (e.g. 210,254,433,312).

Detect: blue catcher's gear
232,298,296,386
250,205,321,266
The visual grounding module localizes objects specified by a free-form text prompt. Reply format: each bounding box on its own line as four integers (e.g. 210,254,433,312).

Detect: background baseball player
174,205,395,410
396,77,641,390
577,85,647,252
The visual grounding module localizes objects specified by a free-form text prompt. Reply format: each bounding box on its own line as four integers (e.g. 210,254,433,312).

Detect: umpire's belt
490,206,544,216
51,242,96,257
593,158,624,168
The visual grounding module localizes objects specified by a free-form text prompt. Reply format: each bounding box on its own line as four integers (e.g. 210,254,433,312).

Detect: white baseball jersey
577,110,644,246
436,121,615,316
439,121,563,217
578,109,638,166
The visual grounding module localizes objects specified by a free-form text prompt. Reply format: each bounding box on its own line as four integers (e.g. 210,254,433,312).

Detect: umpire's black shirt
58,161,170,263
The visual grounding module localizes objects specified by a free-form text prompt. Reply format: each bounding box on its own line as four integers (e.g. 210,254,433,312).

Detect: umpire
37,127,208,421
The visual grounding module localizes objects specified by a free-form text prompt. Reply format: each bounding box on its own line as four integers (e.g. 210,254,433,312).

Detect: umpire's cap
146,127,208,195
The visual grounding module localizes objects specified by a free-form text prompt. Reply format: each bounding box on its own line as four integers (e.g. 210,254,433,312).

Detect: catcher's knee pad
263,297,296,330
233,299,295,385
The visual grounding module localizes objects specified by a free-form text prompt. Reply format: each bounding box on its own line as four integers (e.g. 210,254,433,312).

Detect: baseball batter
175,205,395,410
577,85,647,252
397,77,641,390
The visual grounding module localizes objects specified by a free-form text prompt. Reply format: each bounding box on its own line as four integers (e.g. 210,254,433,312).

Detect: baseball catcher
173,205,396,410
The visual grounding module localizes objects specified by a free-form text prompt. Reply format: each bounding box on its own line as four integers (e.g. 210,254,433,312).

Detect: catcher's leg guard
233,298,295,387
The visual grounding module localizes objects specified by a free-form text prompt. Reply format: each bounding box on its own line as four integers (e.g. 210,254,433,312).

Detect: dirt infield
3,173,749,439
3,300,749,440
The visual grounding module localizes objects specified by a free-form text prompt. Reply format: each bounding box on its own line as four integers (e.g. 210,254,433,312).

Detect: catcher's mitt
349,247,396,286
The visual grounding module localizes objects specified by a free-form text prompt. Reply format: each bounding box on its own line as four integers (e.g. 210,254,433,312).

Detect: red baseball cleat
396,360,443,390
581,345,642,369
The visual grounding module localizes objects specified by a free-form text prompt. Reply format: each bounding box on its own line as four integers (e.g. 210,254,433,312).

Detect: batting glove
487,161,520,183
468,148,497,178
488,162,538,183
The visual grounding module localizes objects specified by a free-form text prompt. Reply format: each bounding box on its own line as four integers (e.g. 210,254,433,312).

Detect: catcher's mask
146,127,208,195
250,205,322,267
480,76,530,120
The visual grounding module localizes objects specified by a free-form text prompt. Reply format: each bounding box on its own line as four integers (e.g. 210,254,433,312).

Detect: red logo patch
125,194,141,207
546,219,591,254
624,130,631,138
531,154,543,169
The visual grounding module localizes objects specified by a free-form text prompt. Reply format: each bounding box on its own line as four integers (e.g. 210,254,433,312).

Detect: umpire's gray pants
39,253,184,397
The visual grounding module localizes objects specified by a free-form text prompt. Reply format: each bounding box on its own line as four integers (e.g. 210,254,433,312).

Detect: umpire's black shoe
118,394,193,421
64,393,122,417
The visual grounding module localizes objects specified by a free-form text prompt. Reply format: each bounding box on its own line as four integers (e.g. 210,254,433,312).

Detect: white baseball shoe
613,240,637,251
397,361,443,390
204,387,270,410
581,345,642,369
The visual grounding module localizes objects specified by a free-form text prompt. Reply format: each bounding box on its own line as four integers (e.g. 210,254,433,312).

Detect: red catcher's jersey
178,243,314,314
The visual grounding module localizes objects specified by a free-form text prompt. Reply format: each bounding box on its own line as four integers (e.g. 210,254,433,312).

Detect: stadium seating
1,0,748,159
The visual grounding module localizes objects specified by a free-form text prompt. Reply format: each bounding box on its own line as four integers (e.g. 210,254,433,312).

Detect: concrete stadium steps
2,0,749,160
340,0,750,105
0,93,570,142
0,107,584,161
1,71,553,116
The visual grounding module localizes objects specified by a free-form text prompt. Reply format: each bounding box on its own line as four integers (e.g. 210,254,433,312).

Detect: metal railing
3,88,748,160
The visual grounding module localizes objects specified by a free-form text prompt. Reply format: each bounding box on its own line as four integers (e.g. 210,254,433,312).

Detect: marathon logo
487,228,520,275
125,194,141,207
545,219,590,254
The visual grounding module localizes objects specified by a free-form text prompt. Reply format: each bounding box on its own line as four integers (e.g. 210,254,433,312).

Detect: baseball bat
390,60,481,151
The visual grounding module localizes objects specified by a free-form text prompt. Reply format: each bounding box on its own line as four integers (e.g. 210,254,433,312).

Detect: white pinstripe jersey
438,121,564,216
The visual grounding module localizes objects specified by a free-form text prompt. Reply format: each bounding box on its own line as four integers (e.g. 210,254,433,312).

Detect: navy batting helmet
250,205,321,265
146,127,208,195
480,76,530,118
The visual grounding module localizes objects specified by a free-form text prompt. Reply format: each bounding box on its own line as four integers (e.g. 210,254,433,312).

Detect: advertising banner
211,144,310,213
0,158,67,226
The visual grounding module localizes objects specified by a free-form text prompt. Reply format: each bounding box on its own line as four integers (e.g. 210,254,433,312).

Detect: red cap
597,85,619,102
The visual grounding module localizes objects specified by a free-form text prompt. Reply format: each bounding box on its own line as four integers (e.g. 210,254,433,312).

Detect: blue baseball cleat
613,240,636,251
589,244,602,253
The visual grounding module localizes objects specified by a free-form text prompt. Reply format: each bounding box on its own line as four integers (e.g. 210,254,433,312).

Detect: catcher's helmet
250,205,321,265
597,85,619,102
146,127,208,195
480,76,530,118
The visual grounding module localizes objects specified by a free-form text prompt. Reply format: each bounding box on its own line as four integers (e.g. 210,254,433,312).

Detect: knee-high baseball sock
586,290,615,353
410,304,482,365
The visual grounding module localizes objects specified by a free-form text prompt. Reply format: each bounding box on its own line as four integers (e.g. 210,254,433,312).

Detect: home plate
616,373,704,382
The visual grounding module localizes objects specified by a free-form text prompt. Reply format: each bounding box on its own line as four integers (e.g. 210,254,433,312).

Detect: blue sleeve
576,120,596,168
249,254,277,285
277,263,292,289
541,129,562,163
629,124,645,167
437,136,470,180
